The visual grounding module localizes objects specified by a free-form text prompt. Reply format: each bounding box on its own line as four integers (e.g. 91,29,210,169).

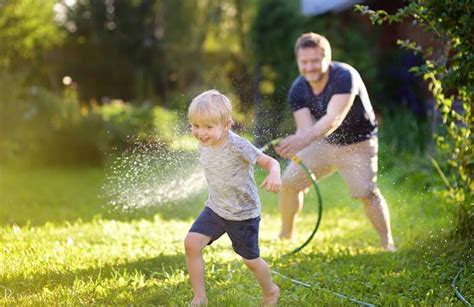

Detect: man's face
296,47,330,84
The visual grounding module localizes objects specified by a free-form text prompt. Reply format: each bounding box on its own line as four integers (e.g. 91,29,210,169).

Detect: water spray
102,140,206,211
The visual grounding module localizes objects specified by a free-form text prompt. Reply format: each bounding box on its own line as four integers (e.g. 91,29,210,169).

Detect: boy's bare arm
256,153,282,193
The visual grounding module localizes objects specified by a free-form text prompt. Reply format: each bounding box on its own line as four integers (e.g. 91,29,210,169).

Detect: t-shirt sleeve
232,136,262,165
288,80,308,112
333,69,354,94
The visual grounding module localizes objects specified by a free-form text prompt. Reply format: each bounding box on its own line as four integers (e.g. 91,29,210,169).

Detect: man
275,32,396,251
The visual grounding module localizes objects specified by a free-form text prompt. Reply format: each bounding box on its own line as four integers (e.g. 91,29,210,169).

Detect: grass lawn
0,160,472,306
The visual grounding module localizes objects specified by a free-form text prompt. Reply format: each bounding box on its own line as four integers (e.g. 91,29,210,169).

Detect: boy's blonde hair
188,89,233,125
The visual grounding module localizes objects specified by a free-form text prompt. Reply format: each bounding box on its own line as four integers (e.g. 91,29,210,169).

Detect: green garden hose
260,138,323,255
271,270,375,307
286,155,323,255
452,267,472,306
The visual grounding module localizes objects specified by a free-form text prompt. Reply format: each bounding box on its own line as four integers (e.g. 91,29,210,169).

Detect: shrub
0,75,183,166
378,106,431,156
356,0,473,238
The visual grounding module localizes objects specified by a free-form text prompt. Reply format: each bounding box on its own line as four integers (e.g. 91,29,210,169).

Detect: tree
0,0,63,67
0,0,64,88
251,0,305,144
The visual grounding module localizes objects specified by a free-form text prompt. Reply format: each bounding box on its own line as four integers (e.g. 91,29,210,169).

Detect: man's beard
305,71,324,83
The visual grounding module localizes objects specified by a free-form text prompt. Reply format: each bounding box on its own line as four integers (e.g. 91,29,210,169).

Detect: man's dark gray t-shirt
199,131,262,221
288,62,378,145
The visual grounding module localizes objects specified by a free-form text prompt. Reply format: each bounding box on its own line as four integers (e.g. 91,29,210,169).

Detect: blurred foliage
0,0,64,67
0,0,259,165
378,106,431,155
250,0,300,144
0,0,258,106
0,72,104,165
100,99,180,150
54,0,257,106
1,0,464,187
0,0,65,92
0,70,182,166
356,0,473,238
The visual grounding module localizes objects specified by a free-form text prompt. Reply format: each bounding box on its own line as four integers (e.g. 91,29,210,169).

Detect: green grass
0,162,472,306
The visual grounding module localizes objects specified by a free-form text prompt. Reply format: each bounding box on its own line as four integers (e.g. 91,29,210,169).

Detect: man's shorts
189,206,260,260
282,137,379,198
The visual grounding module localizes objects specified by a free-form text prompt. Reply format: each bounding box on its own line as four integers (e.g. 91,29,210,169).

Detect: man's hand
275,131,310,159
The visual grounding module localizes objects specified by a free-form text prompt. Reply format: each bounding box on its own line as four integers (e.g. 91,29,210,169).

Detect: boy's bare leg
359,188,396,251
184,232,211,305
279,188,304,239
243,257,280,306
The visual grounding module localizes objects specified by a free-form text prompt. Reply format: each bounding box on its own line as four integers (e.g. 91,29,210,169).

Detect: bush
356,0,473,239
0,75,183,166
378,106,432,156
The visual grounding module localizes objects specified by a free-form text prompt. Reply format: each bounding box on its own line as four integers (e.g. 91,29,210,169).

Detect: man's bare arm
276,93,355,157
305,92,355,141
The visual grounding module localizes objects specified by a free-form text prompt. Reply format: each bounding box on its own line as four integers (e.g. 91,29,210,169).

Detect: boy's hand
260,172,282,193
256,153,281,192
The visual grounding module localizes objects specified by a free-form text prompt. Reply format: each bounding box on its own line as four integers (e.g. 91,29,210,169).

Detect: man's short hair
294,32,332,60
188,89,233,125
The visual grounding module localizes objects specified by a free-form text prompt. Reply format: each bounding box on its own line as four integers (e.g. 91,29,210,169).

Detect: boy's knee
183,235,194,253
184,233,206,255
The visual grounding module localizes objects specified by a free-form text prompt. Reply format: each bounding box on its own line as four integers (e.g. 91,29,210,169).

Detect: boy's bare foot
263,285,280,306
190,297,208,306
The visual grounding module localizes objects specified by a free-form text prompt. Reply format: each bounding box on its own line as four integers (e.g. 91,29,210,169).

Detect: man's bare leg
279,189,304,239
359,188,396,251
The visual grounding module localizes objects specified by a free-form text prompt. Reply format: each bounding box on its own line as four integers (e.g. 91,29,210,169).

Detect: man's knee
281,169,308,193
351,187,380,202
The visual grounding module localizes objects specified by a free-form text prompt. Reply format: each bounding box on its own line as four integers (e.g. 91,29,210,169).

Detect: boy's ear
225,119,233,130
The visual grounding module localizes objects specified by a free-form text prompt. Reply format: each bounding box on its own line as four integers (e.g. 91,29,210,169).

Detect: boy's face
191,120,231,148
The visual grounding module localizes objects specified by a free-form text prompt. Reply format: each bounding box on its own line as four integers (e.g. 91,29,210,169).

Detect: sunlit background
1,0,444,167
0,0,471,305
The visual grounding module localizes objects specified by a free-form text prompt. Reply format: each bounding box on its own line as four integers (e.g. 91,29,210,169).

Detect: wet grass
0,162,472,306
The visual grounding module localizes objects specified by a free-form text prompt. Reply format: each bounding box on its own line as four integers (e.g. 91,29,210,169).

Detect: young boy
184,89,281,306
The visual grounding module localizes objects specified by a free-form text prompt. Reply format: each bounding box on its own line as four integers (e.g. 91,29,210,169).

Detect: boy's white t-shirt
199,131,263,221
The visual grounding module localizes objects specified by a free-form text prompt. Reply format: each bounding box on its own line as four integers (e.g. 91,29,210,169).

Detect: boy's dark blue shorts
189,206,261,260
